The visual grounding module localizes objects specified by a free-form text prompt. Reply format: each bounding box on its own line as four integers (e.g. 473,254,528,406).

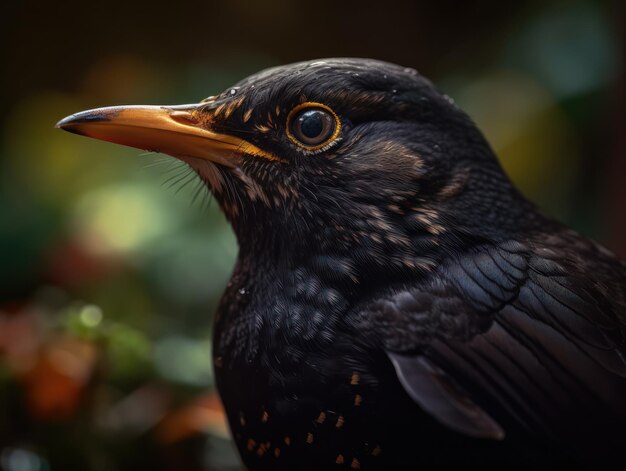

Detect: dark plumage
58,58,626,470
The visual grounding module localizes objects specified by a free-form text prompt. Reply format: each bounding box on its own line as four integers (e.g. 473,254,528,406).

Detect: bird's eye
287,103,340,151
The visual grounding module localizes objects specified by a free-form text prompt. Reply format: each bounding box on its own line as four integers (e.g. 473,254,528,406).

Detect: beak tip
55,115,83,135
55,117,69,129
56,108,117,132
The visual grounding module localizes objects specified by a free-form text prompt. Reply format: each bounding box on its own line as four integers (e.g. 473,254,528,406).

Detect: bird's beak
56,104,280,165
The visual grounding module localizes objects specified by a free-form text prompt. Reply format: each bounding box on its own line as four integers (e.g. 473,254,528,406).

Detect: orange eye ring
286,102,341,152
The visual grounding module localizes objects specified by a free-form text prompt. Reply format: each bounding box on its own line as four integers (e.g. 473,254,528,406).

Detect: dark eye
287,104,340,150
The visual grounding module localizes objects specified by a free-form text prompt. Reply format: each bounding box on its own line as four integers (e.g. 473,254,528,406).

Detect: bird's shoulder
347,228,626,447
352,228,626,348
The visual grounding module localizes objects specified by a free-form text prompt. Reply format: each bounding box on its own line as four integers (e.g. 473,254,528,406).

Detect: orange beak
56,104,280,165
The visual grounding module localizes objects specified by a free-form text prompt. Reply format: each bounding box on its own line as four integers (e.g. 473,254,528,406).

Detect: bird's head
58,59,532,274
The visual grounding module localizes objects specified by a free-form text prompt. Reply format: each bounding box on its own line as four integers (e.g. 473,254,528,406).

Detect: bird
57,58,626,470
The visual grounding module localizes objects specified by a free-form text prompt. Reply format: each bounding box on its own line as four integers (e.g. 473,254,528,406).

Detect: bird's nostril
169,110,200,126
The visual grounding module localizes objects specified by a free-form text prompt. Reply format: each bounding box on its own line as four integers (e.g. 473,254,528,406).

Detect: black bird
57,58,626,470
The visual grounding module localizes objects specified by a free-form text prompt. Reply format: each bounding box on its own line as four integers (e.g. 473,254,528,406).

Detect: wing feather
356,232,626,447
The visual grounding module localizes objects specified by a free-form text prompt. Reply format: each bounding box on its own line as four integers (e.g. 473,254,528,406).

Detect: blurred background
0,0,623,469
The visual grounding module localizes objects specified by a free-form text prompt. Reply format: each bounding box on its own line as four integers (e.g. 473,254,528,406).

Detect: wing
355,231,626,447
